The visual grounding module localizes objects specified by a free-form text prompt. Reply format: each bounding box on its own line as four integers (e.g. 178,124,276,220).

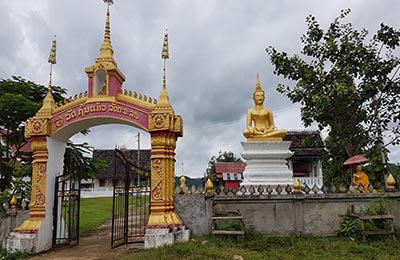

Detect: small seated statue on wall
243,74,286,142
353,164,370,193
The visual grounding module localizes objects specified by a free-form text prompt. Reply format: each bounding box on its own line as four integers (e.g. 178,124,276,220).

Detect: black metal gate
111,148,151,248
52,163,81,247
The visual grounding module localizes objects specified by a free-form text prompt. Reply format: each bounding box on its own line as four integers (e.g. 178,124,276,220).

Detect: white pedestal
144,226,190,249
4,232,37,253
241,141,294,187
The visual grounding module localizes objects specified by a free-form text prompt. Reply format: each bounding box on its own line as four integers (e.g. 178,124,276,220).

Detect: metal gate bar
53,169,80,247
111,149,150,248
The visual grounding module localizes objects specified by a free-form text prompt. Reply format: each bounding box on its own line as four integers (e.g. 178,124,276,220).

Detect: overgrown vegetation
0,248,29,260
122,233,400,260
337,214,363,240
337,192,392,240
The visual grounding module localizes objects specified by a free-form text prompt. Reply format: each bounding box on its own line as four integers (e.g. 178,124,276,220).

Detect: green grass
79,195,148,235
121,233,400,260
79,196,114,235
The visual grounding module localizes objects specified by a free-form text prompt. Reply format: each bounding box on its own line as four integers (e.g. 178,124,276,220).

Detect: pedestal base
241,141,294,187
144,227,190,249
3,232,37,254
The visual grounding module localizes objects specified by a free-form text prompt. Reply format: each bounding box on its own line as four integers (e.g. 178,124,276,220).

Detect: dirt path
28,219,144,260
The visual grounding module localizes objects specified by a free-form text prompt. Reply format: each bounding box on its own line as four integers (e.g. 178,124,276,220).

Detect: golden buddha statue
353,164,370,193
243,74,286,141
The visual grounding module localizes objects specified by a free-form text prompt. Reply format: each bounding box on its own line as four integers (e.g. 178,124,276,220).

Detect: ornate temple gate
52,161,81,246
111,149,151,248
8,5,186,253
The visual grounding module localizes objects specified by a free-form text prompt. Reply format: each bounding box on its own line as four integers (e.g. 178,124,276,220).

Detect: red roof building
214,162,246,190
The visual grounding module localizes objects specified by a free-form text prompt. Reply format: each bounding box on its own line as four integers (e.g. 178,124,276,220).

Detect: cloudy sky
1,0,399,178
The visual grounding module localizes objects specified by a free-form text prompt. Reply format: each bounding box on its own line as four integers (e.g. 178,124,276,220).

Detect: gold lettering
65,109,73,121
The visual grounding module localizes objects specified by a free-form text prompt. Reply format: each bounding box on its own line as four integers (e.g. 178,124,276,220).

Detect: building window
99,179,106,187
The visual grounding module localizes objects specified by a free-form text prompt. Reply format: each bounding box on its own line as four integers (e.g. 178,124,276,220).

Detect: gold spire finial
48,37,56,65
48,36,56,91
156,30,172,110
161,30,169,91
162,30,169,60
96,1,115,64
37,36,56,116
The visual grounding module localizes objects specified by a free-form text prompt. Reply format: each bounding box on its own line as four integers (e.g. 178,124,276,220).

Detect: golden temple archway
12,5,184,252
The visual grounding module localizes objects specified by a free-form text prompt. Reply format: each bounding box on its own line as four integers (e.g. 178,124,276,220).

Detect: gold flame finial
10,195,17,209
179,163,187,193
387,173,396,191
255,73,262,91
205,178,214,193
293,178,301,193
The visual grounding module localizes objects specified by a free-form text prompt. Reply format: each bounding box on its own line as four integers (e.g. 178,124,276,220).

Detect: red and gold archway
14,6,183,249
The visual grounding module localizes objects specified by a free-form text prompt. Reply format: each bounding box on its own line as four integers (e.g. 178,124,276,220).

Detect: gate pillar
15,136,49,231
145,73,189,248
5,90,54,253
148,105,183,228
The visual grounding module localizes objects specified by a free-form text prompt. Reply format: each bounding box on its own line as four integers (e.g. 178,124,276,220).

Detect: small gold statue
353,164,370,193
243,74,286,141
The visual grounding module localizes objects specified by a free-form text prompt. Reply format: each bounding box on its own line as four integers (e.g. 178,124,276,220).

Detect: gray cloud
1,0,399,177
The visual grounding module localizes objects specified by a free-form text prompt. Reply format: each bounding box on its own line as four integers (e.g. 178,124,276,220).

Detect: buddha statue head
253,74,266,106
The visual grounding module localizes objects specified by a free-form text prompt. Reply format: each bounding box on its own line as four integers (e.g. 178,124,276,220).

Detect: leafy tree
0,76,67,165
0,76,67,193
206,151,243,185
266,9,400,185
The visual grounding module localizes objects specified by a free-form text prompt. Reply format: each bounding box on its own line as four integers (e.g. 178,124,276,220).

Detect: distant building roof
0,129,32,161
284,130,327,158
215,162,246,174
93,149,151,179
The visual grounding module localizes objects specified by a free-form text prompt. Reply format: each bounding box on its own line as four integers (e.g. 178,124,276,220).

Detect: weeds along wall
174,192,400,236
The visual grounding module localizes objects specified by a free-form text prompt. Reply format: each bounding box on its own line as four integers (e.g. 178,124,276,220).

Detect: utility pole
136,132,140,186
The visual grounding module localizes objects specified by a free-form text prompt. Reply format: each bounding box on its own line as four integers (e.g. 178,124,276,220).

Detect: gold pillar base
147,211,183,228
14,218,44,234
